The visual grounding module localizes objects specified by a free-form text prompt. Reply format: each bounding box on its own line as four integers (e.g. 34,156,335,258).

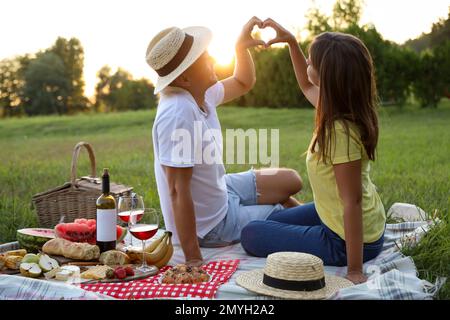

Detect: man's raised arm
221,16,266,104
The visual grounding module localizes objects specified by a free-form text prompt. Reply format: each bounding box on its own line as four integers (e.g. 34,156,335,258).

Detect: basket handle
70,142,97,186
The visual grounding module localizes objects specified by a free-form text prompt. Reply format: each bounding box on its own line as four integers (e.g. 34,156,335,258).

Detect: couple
146,17,386,284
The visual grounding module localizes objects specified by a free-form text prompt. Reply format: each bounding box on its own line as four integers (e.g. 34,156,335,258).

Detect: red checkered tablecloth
80,259,240,299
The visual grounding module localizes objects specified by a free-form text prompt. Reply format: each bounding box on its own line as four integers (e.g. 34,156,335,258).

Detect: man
146,17,302,266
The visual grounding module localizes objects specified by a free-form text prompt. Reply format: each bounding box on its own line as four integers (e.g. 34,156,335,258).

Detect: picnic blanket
0,203,446,300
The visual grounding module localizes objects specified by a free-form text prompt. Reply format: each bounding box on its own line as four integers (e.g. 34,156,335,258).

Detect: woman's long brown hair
309,32,379,163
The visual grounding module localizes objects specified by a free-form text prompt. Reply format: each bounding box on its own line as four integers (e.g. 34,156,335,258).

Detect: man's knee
285,169,302,195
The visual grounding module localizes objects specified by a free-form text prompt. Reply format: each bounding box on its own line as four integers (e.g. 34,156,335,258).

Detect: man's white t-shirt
152,82,228,245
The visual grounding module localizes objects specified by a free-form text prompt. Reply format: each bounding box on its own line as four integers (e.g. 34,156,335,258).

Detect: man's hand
236,16,266,50
186,258,204,267
262,18,296,47
346,271,368,284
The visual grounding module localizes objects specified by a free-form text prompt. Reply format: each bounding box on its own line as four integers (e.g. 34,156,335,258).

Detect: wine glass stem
142,240,147,269
127,221,132,247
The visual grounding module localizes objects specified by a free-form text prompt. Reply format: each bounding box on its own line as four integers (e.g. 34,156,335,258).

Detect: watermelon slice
17,228,56,252
55,219,127,244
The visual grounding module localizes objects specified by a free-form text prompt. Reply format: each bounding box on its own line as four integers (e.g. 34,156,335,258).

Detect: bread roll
42,238,100,261
0,254,6,270
99,250,130,266
4,249,27,257
5,255,22,270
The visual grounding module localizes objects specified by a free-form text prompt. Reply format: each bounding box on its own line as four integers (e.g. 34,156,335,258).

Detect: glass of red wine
118,194,144,249
129,208,159,272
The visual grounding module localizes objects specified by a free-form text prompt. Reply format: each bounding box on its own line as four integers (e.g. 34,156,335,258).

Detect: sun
209,45,234,66
208,38,235,67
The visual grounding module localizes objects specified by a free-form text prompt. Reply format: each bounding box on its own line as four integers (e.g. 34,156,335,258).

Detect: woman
241,18,386,284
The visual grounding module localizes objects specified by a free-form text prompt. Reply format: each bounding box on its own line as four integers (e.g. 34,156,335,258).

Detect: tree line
217,1,450,109
0,0,448,117
0,39,157,117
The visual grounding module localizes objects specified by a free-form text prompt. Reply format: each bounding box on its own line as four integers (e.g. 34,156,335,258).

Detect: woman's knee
240,221,267,257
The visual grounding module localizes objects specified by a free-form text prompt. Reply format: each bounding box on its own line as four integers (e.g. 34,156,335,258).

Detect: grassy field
1,102,449,298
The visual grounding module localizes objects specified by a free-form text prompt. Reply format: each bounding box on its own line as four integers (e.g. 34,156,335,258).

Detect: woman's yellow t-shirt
306,120,386,243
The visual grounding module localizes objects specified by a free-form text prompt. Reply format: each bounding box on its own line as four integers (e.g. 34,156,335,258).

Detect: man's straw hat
146,26,212,94
236,252,353,299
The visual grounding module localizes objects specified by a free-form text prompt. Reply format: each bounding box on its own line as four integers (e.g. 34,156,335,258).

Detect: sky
0,0,448,98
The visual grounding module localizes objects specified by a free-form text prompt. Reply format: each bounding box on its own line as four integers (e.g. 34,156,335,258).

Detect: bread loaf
99,250,130,266
42,238,100,261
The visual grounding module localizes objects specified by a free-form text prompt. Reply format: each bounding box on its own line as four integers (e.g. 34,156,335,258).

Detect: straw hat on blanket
236,252,354,299
145,26,212,94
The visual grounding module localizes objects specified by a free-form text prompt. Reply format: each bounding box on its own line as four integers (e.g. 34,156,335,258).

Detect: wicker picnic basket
32,141,133,228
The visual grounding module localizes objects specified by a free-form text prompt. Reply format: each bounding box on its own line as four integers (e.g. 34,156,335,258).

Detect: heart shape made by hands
251,25,277,46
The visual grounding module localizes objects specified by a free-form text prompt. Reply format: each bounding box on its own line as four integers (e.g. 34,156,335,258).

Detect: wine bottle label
96,209,117,242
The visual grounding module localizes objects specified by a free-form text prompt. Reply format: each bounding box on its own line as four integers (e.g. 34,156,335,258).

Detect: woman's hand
262,18,296,47
346,271,368,284
236,16,266,50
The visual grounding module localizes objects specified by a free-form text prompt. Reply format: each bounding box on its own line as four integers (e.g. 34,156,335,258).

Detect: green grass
1,101,449,298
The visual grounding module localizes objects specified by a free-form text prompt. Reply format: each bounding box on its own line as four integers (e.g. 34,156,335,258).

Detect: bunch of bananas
127,231,173,268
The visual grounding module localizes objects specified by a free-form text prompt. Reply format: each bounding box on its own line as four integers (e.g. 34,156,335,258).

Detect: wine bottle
96,168,117,253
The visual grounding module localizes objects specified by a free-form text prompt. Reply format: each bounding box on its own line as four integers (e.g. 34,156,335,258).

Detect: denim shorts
198,169,285,248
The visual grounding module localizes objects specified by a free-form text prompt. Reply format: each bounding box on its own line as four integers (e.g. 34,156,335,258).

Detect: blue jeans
240,202,385,266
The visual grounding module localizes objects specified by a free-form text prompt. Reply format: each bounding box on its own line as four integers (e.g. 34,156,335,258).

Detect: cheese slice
81,265,113,280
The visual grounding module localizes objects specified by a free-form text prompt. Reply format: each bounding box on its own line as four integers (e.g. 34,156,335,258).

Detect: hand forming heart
236,16,266,50
237,17,296,50
261,18,296,47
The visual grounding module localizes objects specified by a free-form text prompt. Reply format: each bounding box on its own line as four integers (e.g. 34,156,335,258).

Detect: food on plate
17,253,59,278
124,266,135,277
55,266,80,281
5,255,23,270
44,266,80,281
114,267,127,280
161,264,210,284
38,254,59,272
105,268,115,279
55,269,73,281
19,263,42,278
80,265,114,280
16,228,55,252
99,250,130,266
4,249,27,257
0,254,5,270
21,253,40,264
42,238,100,261
126,231,173,268
55,219,127,244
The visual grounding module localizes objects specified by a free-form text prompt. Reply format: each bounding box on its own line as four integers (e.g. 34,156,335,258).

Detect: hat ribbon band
156,33,194,77
263,274,326,291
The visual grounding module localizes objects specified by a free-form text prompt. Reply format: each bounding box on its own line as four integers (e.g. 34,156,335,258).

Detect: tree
332,0,364,30
94,66,156,112
48,37,88,113
0,55,32,117
413,41,450,108
305,0,364,37
305,6,332,38
22,52,70,115
405,9,450,52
